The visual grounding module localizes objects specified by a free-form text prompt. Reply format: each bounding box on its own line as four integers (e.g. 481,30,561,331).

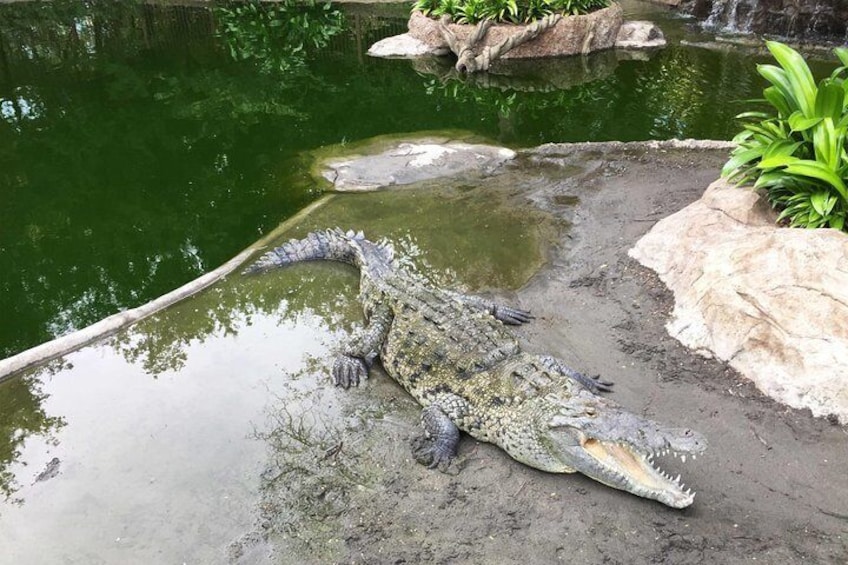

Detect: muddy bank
2,141,845,564
240,143,847,564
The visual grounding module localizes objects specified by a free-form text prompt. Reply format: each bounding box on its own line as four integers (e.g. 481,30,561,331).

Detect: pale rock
322,141,516,191
367,33,449,59
630,179,848,423
615,21,667,49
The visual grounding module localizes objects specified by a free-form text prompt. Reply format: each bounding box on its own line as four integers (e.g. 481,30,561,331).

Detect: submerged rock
630,180,848,423
321,140,516,192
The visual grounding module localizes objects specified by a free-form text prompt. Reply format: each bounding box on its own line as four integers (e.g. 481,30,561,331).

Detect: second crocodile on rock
244,229,707,508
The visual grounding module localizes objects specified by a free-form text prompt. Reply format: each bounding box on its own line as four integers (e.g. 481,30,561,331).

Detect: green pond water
0,0,782,360
0,165,555,561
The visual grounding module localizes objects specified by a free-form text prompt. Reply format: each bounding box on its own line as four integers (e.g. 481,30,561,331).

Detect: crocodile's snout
544,409,708,509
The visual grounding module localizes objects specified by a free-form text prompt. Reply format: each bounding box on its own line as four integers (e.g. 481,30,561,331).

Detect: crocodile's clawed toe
493,306,534,326
332,354,368,389
591,375,614,393
410,436,456,472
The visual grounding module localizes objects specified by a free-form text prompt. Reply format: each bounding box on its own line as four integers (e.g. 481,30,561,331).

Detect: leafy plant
723,41,848,231
412,0,609,24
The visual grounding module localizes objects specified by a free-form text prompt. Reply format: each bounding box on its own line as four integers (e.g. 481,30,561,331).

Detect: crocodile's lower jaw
582,438,696,508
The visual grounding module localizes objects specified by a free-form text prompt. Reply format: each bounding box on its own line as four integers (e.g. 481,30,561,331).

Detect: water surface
0,0,782,358
0,173,554,561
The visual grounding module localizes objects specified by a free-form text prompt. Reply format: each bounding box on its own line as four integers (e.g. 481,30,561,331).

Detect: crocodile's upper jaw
579,437,698,509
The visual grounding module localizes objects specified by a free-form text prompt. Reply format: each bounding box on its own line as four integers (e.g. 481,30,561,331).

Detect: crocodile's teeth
692,454,697,461
681,455,687,463
674,474,681,484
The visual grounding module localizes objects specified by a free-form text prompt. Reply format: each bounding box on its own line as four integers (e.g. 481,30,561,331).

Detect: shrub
723,41,848,231
412,0,611,24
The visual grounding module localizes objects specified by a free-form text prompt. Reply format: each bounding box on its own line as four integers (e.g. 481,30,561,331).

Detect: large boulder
407,5,624,58
630,179,848,423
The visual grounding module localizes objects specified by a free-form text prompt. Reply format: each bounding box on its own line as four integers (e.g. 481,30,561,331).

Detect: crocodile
245,229,707,508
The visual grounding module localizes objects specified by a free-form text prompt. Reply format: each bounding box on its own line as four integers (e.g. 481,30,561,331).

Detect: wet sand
1,142,846,564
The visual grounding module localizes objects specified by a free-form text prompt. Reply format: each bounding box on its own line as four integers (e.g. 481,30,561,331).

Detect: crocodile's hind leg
539,355,614,394
446,291,533,326
333,303,393,389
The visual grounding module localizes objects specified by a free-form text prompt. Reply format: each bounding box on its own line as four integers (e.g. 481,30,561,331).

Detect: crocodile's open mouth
581,438,696,508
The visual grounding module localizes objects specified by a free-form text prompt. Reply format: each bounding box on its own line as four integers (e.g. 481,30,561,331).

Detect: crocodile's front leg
446,290,533,326
411,394,466,471
333,303,393,388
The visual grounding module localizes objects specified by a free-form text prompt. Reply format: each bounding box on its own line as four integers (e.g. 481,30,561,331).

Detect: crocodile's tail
243,228,392,275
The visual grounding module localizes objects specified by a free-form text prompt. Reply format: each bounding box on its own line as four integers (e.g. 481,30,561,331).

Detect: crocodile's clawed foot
492,305,534,326
332,354,368,389
588,374,614,393
410,435,458,473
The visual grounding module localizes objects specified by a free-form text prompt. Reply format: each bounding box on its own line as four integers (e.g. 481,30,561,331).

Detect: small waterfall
703,0,756,34
681,0,847,41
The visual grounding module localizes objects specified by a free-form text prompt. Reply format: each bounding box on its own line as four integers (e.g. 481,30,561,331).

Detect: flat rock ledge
368,7,666,60
322,140,516,191
630,179,848,423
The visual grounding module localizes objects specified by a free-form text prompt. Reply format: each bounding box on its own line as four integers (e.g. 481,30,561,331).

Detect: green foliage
723,41,848,231
412,0,610,24
215,0,344,74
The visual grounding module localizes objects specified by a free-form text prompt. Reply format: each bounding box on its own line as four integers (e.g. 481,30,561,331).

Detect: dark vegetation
412,0,611,24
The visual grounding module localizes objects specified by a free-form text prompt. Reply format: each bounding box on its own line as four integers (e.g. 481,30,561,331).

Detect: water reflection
0,0,325,358
214,0,344,74
111,180,555,376
110,266,361,376
0,375,66,504
417,41,766,142
0,177,553,515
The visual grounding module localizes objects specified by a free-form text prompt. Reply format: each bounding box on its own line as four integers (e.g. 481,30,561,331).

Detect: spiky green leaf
762,86,792,117
735,111,771,120
722,147,766,177
812,117,843,170
788,111,822,132
766,41,817,116
809,191,835,215
815,81,845,121
835,47,848,68
758,154,798,169
759,66,798,113
784,160,848,199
